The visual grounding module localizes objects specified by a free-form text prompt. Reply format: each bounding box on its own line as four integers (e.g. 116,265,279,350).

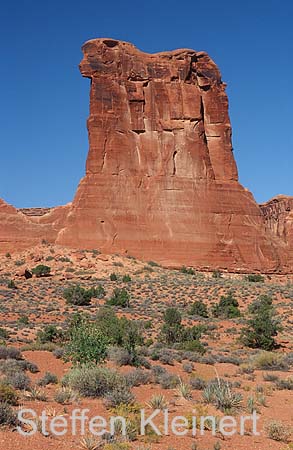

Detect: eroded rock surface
0,198,70,252
56,38,285,271
1,39,292,272
260,196,293,242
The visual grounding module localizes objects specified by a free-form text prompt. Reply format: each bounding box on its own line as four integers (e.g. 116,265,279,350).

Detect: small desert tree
95,308,143,365
212,292,240,319
189,300,209,318
241,295,281,350
66,314,108,365
159,308,206,353
63,284,97,306
160,308,183,344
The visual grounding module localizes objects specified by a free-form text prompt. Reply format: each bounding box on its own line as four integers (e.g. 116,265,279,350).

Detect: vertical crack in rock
101,136,107,171
172,151,177,176
199,96,208,146
112,232,118,246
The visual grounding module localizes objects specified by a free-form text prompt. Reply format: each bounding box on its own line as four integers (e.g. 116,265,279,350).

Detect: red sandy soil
0,244,292,449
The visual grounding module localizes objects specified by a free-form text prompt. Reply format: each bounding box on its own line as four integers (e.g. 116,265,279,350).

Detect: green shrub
66,316,108,365
125,369,152,387
63,284,99,306
110,273,118,281
0,402,17,427
96,309,143,348
0,383,18,405
107,288,130,308
246,274,265,283
0,328,8,340
0,346,21,360
62,365,125,398
122,274,132,282
160,308,206,353
147,260,159,267
188,300,209,318
159,308,183,344
241,295,281,350
7,280,17,289
104,385,134,408
276,377,293,390
18,315,29,326
248,295,273,314
212,292,240,319
179,340,206,354
190,376,206,390
37,325,62,343
180,266,195,275
159,372,179,389
87,285,106,299
251,352,288,371
32,265,51,277
95,309,143,366
95,308,125,345
5,371,31,390
38,372,58,386
265,420,291,442
212,270,222,279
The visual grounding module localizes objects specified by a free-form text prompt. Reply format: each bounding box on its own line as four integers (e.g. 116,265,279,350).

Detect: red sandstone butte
0,39,292,272
0,198,69,253
55,38,288,272
260,196,293,268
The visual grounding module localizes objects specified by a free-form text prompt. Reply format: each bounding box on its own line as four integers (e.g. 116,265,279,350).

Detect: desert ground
0,243,292,450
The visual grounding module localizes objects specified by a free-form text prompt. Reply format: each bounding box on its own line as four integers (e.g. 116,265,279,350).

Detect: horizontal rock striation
18,207,53,217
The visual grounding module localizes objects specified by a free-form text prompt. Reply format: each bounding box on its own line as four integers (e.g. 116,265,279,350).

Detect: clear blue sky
1,0,292,207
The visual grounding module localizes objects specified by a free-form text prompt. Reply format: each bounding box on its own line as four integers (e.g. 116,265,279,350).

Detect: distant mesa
1,39,292,273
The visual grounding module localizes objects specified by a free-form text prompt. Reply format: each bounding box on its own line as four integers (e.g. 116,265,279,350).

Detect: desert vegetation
0,244,292,449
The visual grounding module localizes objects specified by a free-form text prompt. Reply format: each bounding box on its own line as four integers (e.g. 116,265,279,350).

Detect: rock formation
260,196,293,242
0,38,292,272
56,38,286,272
0,198,69,253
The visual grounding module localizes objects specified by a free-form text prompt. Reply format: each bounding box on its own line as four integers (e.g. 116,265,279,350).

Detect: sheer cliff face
56,38,283,271
0,38,289,271
260,196,293,243
79,39,238,182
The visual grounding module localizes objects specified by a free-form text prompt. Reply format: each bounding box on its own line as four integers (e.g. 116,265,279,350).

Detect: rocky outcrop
0,199,44,252
18,207,53,217
260,196,293,242
56,38,285,271
1,38,292,272
0,198,70,252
